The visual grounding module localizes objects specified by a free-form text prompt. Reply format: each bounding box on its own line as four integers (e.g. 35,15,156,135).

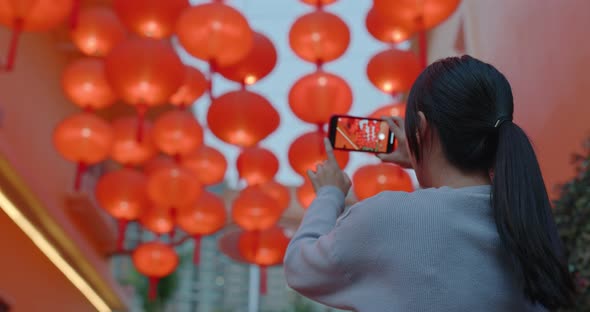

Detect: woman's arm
283,186,383,309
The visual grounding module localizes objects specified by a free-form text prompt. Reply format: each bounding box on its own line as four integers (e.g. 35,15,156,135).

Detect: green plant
126,266,179,312
554,138,590,310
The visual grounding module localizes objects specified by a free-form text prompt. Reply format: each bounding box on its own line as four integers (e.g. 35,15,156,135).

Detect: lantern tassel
116,219,128,251
260,266,268,295
4,18,24,72
208,61,216,102
169,207,177,240
136,104,147,143
70,0,81,30
148,277,159,300
73,162,87,192
193,235,201,265
416,17,427,69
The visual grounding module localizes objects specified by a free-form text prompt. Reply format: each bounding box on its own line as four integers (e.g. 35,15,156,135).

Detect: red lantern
0,0,73,71
61,57,117,110
144,155,175,176
237,147,279,186
289,11,350,64
111,116,157,166
140,205,174,235
238,227,289,266
259,181,291,212
176,2,253,67
288,131,349,177
104,38,184,139
373,0,461,31
176,191,227,264
53,112,113,190
70,7,126,57
207,90,280,147
367,48,421,94
232,186,282,231
113,0,188,38
300,0,337,5
180,145,227,186
132,242,179,299
152,110,203,157
146,163,201,208
369,103,407,119
238,226,290,295
217,32,277,85
170,66,208,108
95,168,147,249
353,163,414,200
296,178,315,209
289,71,352,124
365,8,415,44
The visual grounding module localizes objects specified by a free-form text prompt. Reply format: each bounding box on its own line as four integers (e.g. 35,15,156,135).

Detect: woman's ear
417,111,428,137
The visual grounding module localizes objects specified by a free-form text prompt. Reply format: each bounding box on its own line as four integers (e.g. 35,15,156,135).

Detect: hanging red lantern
0,0,73,71
180,145,227,186
95,168,147,250
146,163,201,208
238,227,289,266
367,48,421,94
176,2,253,67
288,131,349,177
365,7,415,44
353,163,414,200
61,57,117,111
176,191,227,264
207,90,280,147
132,242,179,300
237,147,279,186
152,110,203,157
232,186,282,231
70,7,126,57
111,116,156,166
217,32,277,85
170,66,208,108
139,205,174,235
373,0,461,31
296,178,315,209
144,155,175,176
104,37,184,139
369,103,407,119
289,71,352,124
113,0,188,38
238,226,290,294
300,0,338,5
53,112,113,190
259,181,291,212
289,11,350,64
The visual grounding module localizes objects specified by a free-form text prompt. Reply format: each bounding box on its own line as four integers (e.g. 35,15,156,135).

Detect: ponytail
493,121,577,309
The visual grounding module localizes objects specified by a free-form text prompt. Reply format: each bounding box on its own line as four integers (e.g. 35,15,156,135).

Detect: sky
176,0,416,188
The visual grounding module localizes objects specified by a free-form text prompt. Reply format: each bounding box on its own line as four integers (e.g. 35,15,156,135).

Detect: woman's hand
377,116,413,169
307,138,352,195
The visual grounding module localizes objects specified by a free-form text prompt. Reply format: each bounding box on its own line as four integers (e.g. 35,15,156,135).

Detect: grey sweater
284,185,547,311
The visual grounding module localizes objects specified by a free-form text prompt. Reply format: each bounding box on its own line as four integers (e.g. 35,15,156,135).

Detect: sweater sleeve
283,186,384,309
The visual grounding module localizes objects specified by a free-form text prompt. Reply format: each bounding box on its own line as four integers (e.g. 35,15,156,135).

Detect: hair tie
494,116,512,128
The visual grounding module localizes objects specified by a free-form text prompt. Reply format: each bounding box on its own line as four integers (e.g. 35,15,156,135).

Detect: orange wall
0,210,95,311
428,0,590,198
0,27,124,309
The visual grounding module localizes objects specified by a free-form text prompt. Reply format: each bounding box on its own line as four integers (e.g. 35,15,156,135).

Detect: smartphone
328,115,395,153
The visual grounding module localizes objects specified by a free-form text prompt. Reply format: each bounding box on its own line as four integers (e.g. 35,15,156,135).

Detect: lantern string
136,103,148,143
193,235,202,265
260,266,268,295
4,18,23,72
70,0,81,30
148,277,159,300
208,61,217,102
116,219,128,251
73,161,87,192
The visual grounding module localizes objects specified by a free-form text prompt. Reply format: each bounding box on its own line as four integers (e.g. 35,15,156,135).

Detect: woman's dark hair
405,55,576,309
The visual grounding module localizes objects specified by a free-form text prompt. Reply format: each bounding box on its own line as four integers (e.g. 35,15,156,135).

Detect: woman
283,56,577,311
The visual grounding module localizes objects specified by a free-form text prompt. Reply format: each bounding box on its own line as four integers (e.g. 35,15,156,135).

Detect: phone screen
329,115,394,153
